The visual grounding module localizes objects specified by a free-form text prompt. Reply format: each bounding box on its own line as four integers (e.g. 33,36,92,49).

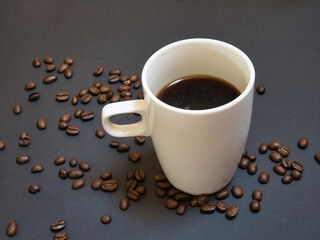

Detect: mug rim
141,38,255,115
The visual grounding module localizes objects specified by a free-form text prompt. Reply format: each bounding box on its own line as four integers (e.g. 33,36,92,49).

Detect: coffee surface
156,75,241,110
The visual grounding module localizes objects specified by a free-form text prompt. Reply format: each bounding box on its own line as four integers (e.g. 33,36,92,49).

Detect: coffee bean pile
125,170,146,202
50,219,67,240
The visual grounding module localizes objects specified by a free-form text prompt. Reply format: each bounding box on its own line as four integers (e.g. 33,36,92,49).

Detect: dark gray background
0,0,319,239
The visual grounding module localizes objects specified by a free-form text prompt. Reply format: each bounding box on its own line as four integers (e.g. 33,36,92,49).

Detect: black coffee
156,75,241,110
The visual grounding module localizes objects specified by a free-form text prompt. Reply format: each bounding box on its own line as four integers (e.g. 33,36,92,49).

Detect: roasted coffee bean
250,200,260,212
43,74,57,84
231,185,243,198
298,137,308,149
100,86,111,94
259,143,268,154
100,171,112,180
269,152,282,163
0,141,5,150
19,131,30,146
28,184,40,194
64,68,73,78
81,93,92,104
54,156,66,165
281,158,291,169
79,161,90,171
252,189,263,201
46,64,56,72
60,113,72,122
101,215,112,224
247,163,258,175
53,231,67,240
19,131,28,139
109,68,122,75
93,65,104,76
50,220,66,231
89,86,100,95
92,179,103,190
58,168,68,179
16,155,30,164
101,180,118,191
33,58,41,67
126,179,137,190
215,188,229,200
201,203,216,213
157,181,171,189
156,188,167,197
315,153,320,164
97,94,107,104
109,140,120,148
168,189,181,197
273,164,286,175
137,91,144,99
123,80,131,86
59,121,68,130
129,73,139,82
74,108,84,118
118,85,131,92
56,92,69,102
117,143,130,152
120,198,129,210
36,118,47,130
175,193,191,201
31,164,44,173
197,194,209,206
110,94,121,103
213,202,227,213
136,186,146,195
282,174,293,184
43,56,54,64
95,129,105,138
79,88,89,97
133,80,142,89
242,148,247,157
120,90,132,97
226,205,239,219
57,63,69,73
127,188,140,200
93,80,102,89
247,154,257,162
71,95,79,105
68,158,77,167
127,171,135,180
291,161,303,172
13,105,22,115
68,169,84,179
66,126,80,135
123,96,132,101
72,179,85,189
176,204,187,215
64,57,73,65
25,81,36,90
135,136,146,145
135,169,145,182
120,74,129,81
256,85,265,95
154,174,167,182
6,221,17,237
81,111,94,121
28,92,40,101
277,145,290,157
238,157,250,169
291,170,302,180
258,171,270,184
128,152,140,162
165,198,178,209
269,141,282,150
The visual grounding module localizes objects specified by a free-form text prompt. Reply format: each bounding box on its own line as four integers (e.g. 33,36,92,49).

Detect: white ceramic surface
102,38,255,195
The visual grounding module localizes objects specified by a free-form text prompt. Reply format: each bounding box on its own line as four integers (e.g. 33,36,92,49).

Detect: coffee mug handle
101,100,151,137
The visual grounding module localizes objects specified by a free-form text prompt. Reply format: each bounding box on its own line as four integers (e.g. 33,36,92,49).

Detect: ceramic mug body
102,38,255,195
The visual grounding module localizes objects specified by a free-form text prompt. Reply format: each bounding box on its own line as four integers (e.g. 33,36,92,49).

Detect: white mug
102,38,255,195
